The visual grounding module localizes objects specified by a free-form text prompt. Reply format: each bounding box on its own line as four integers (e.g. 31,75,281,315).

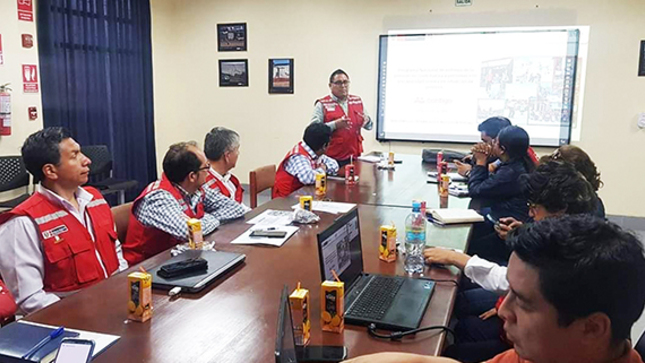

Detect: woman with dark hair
539,145,605,218
466,126,534,262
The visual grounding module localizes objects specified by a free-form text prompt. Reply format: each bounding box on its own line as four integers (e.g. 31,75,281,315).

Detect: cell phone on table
249,230,287,238
296,345,348,362
54,338,95,363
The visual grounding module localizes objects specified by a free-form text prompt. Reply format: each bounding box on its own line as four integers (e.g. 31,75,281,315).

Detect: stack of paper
291,201,356,214
449,184,469,197
247,209,293,226
357,155,381,163
427,208,483,225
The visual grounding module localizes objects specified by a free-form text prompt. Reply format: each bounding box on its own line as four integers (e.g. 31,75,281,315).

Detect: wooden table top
299,154,471,210
23,155,473,362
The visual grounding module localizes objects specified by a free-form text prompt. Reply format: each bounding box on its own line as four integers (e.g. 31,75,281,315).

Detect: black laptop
316,208,435,331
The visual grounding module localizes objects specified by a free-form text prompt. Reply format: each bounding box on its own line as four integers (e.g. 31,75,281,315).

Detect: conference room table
315,153,471,209
22,154,474,362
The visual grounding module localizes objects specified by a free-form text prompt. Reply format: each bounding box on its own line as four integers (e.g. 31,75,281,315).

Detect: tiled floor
241,186,645,344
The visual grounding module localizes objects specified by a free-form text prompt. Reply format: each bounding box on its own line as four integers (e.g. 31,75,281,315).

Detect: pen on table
22,326,65,359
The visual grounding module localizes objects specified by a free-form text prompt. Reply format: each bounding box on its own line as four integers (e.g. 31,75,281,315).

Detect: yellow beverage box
290,285,311,345
388,151,395,166
127,272,152,322
440,174,450,198
321,280,344,333
187,218,203,249
379,225,397,263
315,172,327,196
299,195,313,211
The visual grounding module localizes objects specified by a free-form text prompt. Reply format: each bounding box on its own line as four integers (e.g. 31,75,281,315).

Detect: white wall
150,0,645,217
0,0,42,199
0,0,43,155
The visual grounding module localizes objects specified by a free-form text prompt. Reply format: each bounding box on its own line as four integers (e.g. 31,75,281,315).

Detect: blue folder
0,321,79,362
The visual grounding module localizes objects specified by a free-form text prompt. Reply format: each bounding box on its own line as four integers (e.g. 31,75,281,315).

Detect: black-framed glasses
331,80,350,86
550,149,562,160
195,165,210,173
527,201,537,209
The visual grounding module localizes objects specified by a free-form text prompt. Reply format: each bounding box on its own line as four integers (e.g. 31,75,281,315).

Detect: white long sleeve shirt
463,255,509,295
0,185,128,315
208,168,251,213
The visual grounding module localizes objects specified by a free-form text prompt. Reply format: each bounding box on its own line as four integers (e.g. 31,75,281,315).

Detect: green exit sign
456,0,473,6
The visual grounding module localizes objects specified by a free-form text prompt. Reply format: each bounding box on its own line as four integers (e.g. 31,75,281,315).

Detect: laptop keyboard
347,276,405,321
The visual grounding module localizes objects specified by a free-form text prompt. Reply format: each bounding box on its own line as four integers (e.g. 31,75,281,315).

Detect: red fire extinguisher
0,84,11,136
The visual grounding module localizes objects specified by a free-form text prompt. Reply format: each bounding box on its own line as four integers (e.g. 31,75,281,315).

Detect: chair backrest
111,202,133,243
0,156,29,193
249,164,276,208
82,145,113,179
636,330,645,359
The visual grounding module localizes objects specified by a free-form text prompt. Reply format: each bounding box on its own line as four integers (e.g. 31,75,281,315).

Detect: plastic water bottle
404,201,426,275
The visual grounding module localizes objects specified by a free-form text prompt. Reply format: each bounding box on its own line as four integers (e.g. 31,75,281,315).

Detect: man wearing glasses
311,69,372,166
123,141,247,265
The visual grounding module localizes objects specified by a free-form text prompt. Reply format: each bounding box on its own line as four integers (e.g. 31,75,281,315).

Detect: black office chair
636,330,645,359
0,156,31,210
82,145,138,205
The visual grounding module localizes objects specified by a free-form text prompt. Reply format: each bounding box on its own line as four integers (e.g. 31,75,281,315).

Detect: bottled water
404,201,426,275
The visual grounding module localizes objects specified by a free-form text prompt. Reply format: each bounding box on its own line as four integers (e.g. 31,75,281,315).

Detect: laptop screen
275,286,298,363
316,208,363,288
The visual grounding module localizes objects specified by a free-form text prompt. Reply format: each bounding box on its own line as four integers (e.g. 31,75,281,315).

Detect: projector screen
376,28,580,146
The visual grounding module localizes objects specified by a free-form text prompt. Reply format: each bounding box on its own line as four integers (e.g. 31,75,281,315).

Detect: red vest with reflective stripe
0,187,119,293
204,170,244,203
123,173,205,265
318,94,364,161
0,280,17,321
528,147,539,166
273,143,319,198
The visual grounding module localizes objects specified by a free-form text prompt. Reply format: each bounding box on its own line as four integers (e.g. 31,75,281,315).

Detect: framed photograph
217,23,247,52
268,58,294,94
219,59,248,87
639,40,645,77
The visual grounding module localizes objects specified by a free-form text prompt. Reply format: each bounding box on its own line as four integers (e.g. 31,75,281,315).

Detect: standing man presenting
311,69,372,166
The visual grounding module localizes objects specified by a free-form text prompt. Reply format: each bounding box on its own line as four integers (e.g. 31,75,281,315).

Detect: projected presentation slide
377,29,579,146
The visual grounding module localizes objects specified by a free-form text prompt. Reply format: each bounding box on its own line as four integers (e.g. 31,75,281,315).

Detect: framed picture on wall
219,59,248,87
268,58,294,94
217,23,247,52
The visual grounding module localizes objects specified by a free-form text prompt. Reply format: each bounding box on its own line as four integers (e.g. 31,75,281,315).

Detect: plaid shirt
134,183,247,241
284,141,339,185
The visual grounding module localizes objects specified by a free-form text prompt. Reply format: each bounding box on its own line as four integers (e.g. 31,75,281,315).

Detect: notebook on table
426,208,484,225
0,321,79,362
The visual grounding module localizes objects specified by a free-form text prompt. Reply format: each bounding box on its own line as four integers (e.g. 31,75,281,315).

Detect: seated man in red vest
311,69,372,166
0,127,129,315
203,127,250,212
273,123,339,198
0,279,17,324
342,215,645,363
124,141,247,265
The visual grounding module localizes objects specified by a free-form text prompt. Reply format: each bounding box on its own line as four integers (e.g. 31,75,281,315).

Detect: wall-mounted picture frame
217,23,247,52
219,59,248,87
268,58,294,94
639,40,645,77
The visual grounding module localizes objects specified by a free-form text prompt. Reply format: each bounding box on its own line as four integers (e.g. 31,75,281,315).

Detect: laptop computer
149,250,245,293
316,208,435,331
275,286,347,363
